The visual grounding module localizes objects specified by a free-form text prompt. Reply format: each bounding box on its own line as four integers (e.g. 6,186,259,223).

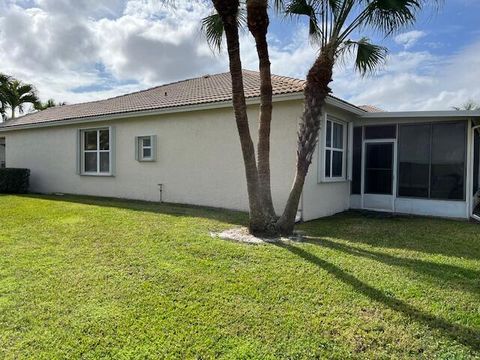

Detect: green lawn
1,195,479,359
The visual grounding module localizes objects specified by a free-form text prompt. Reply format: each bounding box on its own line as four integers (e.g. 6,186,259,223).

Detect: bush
0,168,30,194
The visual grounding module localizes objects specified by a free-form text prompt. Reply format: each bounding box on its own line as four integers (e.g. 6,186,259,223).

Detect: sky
0,0,479,111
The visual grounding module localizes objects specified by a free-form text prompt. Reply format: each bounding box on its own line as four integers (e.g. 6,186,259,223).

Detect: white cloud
0,1,479,114
240,26,317,79
331,39,480,111
0,0,226,105
394,30,426,49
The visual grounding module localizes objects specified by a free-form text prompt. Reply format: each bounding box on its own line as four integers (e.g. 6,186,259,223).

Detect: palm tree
247,0,276,219
203,0,281,234
276,0,428,234
204,0,434,235
34,99,66,111
210,0,268,234
0,74,11,121
453,100,480,111
2,79,39,119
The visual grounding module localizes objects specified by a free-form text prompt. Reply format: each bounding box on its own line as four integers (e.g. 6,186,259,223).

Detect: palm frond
17,83,36,96
18,93,39,105
364,0,421,35
327,0,342,17
201,13,225,51
201,7,246,52
272,0,285,12
284,0,323,41
342,37,387,75
0,73,11,85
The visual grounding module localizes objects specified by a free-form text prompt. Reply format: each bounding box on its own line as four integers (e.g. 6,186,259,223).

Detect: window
324,118,346,180
398,122,466,200
136,135,157,162
81,128,111,175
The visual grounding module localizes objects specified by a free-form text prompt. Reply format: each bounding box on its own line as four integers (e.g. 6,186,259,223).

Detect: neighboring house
0,70,479,220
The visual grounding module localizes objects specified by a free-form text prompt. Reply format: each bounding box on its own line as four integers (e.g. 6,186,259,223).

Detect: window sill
80,173,114,177
320,177,349,184
137,159,156,163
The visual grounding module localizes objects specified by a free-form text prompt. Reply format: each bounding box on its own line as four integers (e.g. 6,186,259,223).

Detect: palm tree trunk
247,0,276,219
277,48,335,235
10,108,15,119
213,0,267,234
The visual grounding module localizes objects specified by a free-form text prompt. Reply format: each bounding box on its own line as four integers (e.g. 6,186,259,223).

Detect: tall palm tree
203,0,281,233
210,0,268,234
204,0,435,235
2,79,39,119
276,0,425,234
0,74,11,121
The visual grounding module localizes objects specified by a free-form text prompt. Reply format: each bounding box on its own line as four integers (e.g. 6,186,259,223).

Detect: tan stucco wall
2,100,353,220
302,106,355,221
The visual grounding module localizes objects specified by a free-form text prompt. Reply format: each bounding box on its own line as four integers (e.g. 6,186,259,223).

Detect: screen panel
398,124,431,198
430,122,466,200
365,143,393,195
365,125,396,140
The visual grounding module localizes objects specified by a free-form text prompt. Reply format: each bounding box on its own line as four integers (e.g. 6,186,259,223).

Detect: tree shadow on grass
277,242,480,352
18,193,248,226
300,211,480,261
304,237,480,295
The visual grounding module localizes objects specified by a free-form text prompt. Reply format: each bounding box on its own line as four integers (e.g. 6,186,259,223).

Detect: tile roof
0,70,361,129
359,104,384,113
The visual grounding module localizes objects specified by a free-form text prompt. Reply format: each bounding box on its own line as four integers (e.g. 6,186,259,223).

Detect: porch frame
352,116,479,220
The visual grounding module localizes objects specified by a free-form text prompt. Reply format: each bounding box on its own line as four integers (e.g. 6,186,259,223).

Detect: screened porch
350,113,480,219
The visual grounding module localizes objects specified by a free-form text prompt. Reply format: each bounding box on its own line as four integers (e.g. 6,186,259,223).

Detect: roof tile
0,70,359,128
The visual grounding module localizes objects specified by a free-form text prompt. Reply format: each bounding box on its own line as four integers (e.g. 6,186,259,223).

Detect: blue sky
0,0,479,111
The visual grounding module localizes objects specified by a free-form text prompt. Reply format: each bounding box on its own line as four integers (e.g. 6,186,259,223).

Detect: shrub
0,168,30,194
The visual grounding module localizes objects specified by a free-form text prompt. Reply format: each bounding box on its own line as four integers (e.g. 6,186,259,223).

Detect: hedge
0,168,30,194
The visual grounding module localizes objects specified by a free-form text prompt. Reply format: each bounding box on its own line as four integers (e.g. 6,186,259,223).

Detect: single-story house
1,70,479,221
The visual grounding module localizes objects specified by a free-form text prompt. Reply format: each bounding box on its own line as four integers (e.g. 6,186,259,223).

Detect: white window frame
80,127,112,176
135,135,157,162
322,116,348,182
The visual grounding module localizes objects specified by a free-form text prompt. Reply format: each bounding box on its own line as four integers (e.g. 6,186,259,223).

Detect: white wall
302,107,355,221
1,101,349,219
9,104,473,221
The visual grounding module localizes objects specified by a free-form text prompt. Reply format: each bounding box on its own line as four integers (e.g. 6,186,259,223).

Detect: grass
0,194,479,359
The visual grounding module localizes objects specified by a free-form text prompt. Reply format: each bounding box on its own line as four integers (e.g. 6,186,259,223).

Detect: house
0,70,479,221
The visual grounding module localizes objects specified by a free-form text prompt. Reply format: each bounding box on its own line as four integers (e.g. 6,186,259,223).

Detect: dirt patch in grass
211,227,305,244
